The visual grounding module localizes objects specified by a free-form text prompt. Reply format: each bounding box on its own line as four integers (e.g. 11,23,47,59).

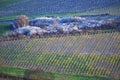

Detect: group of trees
1,14,119,41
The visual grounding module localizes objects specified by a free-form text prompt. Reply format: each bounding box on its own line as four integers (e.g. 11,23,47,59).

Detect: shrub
25,68,54,80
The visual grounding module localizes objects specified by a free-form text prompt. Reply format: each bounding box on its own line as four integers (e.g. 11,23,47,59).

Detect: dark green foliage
0,24,11,36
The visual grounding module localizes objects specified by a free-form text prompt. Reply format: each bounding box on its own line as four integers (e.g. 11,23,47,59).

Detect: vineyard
0,31,120,80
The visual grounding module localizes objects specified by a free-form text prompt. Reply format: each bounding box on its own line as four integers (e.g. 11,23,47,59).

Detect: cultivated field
0,32,120,80
0,0,120,20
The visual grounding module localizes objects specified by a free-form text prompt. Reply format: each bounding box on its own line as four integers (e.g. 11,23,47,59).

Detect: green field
0,2,120,21
0,66,110,80
0,0,24,8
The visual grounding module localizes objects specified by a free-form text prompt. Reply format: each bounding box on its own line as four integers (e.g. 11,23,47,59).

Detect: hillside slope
0,0,120,17
0,32,120,79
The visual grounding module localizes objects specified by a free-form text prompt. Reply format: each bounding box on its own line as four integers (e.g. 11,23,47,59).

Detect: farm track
0,32,120,79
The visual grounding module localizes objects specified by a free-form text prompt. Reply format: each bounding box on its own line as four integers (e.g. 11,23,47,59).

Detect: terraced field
0,32,120,80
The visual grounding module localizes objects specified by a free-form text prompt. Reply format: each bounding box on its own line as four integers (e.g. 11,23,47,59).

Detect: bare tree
13,15,29,29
